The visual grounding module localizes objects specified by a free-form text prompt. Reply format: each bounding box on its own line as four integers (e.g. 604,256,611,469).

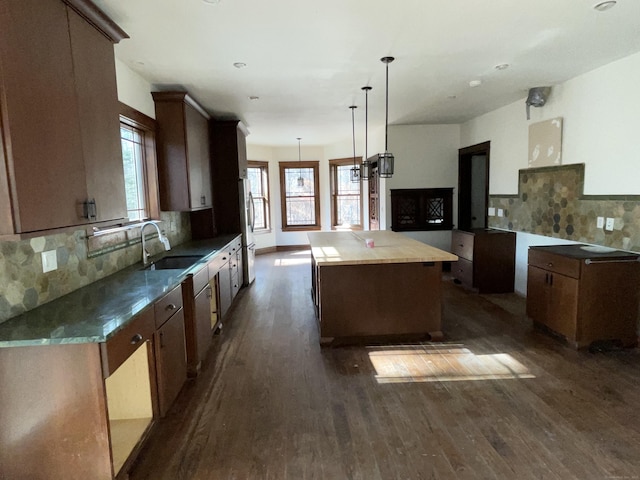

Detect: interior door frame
458,141,490,231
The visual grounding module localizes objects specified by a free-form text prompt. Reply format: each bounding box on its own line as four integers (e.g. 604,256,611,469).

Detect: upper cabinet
210,120,249,234
152,92,212,212
0,0,128,237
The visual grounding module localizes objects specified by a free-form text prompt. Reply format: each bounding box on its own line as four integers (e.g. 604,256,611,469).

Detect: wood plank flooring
128,250,640,480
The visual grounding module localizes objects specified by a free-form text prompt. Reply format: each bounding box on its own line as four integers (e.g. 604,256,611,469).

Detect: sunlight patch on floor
273,258,310,266
367,344,535,384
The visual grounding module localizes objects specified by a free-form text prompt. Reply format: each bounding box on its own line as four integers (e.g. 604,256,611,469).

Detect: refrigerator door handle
248,191,256,232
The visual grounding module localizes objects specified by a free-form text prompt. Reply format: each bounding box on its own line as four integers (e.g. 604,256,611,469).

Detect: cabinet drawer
451,230,474,261
453,257,474,287
231,272,241,299
208,251,229,276
192,264,209,294
155,285,183,329
100,307,155,378
528,249,580,279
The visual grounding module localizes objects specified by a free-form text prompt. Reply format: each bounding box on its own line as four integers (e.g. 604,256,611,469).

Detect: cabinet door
155,309,187,417
526,265,549,324
68,8,127,224
219,263,232,319
547,272,579,341
185,103,212,209
194,285,213,365
0,0,87,233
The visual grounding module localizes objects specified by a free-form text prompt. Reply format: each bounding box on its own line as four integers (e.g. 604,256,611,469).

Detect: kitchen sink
144,255,203,270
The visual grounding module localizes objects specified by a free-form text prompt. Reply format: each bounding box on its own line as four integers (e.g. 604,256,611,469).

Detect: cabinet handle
83,199,97,221
547,262,553,267
459,244,464,247
206,286,212,299
201,195,206,206
222,256,227,261
130,333,143,345
165,303,177,311
549,274,553,286
159,331,164,348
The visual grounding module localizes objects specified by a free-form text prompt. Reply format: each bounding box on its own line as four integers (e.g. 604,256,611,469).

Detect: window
329,158,362,229
390,188,453,232
279,161,320,231
119,103,159,222
247,161,270,232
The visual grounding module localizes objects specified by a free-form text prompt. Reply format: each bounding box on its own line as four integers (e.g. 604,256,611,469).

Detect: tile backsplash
0,212,190,323
489,163,640,252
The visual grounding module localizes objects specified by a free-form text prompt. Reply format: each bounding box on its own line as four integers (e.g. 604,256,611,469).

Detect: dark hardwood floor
129,250,640,480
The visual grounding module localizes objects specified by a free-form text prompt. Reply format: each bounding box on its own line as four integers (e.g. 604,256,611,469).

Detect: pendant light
378,56,395,178
296,137,304,187
349,105,360,183
360,86,372,180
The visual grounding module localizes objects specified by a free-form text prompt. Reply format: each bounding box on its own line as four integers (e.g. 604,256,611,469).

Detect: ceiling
93,0,640,147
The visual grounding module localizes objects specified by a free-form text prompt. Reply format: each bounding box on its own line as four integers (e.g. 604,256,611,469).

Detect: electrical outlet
42,250,57,273
596,217,604,229
605,217,614,231
498,209,504,217
488,207,496,216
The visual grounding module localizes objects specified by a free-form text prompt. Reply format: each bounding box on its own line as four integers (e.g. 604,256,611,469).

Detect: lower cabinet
154,308,187,417
451,229,515,293
527,245,640,348
153,285,186,417
218,258,232,319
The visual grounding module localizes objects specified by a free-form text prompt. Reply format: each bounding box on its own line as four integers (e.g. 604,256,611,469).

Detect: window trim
118,102,160,222
279,160,321,232
329,157,363,230
247,160,271,233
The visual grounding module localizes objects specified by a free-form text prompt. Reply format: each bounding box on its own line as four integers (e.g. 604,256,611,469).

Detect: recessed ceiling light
469,80,482,88
249,96,259,101
447,95,457,100
202,0,221,4
494,63,510,71
233,62,247,69
593,1,616,11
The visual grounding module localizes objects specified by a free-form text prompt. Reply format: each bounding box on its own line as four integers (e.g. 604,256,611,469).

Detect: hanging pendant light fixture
296,137,304,187
349,105,360,183
361,86,372,180
378,56,395,178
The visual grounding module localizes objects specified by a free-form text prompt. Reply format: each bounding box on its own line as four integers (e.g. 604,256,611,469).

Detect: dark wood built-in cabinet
153,92,212,212
391,188,453,232
527,245,640,348
451,229,516,293
0,0,128,236
210,120,249,234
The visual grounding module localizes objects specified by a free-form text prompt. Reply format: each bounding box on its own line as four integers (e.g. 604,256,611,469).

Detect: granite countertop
530,244,640,261
0,234,240,348
308,231,458,266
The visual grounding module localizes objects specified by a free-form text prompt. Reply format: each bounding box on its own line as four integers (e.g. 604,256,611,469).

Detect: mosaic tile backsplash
489,163,640,252
0,212,191,323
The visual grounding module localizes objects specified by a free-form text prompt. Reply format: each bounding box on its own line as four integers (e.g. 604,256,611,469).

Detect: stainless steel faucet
141,221,171,266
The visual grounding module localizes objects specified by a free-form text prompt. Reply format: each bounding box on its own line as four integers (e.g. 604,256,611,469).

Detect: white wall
385,124,461,251
114,59,156,118
461,51,640,294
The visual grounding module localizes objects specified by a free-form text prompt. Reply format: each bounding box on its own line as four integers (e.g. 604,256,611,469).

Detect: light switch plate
596,217,604,229
42,250,57,273
497,209,504,217
605,217,615,231
488,207,496,216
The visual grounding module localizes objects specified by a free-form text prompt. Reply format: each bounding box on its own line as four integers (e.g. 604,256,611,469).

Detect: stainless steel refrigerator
240,178,256,285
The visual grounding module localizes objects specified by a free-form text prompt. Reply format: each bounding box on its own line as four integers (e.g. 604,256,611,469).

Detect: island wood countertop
308,231,458,266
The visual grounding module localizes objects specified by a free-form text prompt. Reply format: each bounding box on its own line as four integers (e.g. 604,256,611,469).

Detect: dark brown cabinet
451,229,516,293
0,0,128,236
527,245,640,348
153,92,212,212
153,286,187,417
183,265,214,376
210,120,249,234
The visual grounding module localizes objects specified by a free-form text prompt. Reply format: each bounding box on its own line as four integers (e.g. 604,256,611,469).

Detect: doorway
458,141,490,231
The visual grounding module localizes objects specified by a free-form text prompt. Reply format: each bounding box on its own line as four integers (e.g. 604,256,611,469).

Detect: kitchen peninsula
308,231,458,344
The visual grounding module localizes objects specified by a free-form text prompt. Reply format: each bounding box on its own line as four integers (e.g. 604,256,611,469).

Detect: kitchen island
308,231,458,345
